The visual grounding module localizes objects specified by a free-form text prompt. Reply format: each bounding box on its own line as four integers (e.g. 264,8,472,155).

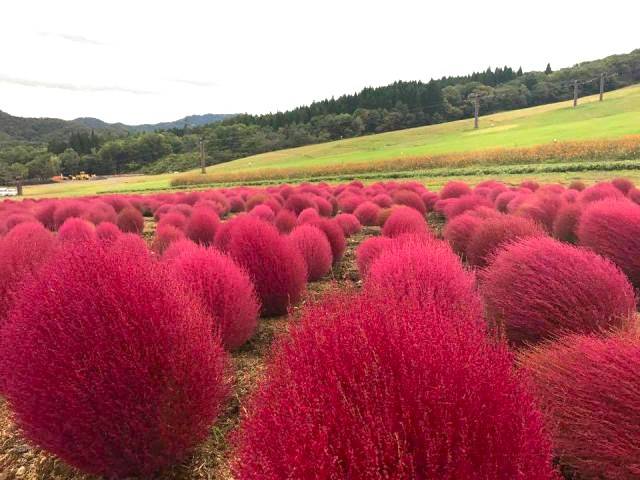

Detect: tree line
2,49,639,183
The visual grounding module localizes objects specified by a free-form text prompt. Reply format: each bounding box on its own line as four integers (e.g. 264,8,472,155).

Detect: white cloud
0,0,638,124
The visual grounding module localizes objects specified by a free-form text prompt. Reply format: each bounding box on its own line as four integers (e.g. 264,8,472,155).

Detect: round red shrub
366,237,482,319
337,194,365,213
381,206,430,238
355,236,393,279
116,206,144,234
443,213,483,258
249,204,276,223
284,194,316,215
577,199,640,288
169,246,260,349
297,207,320,225
0,222,58,321
334,213,361,237
314,196,333,217
53,201,86,229
228,196,246,213
161,238,199,262
392,189,426,214
157,211,187,231
233,292,556,479
95,222,122,244
552,203,582,243
441,194,492,219
58,218,97,244
307,218,346,264
186,208,219,246
440,180,472,199
274,209,297,234
34,201,57,230
227,217,306,316
466,215,544,268
521,333,640,479
0,242,229,477
152,224,186,255
514,193,565,233
520,180,540,191
84,202,117,225
481,237,636,346
354,201,381,226
579,182,625,203
611,177,634,194
372,193,393,208
288,225,332,282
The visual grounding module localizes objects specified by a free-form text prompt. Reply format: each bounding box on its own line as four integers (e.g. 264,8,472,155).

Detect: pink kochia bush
307,218,346,264
57,218,97,244
381,206,430,238
577,199,640,288
466,214,544,268
334,213,361,237
355,236,393,278
233,292,557,479
116,206,144,234
353,201,381,226
366,235,482,320
0,242,229,478
521,333,640,479
168,245,260,349
186,208,219,245
443,212,483,258
288,225,333,282
481,237,636,346
0,222,58,321
227,217,307,317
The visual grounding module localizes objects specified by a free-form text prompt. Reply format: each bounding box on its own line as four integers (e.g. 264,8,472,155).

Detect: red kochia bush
481,237,636,346
0,222,58,321
0,242,229,478
307,218,346,264
334,213,361,237
443,212,483,258
439,180,472,199
169,246,260,349
116,206,144,234
355,236,393,278
185,208,219,245
441,194,492,219
353,201,381,226
53,201,86,229
274,209,297,234
288,225,332,282
96,222,122,244
366,236,482,320
227,217,306,316
152,224,186,255
391,189,426,214
578,199,640,288
381,206,430,238
552,203,582,243
521,333,640,479
57,218,97,244
466,215,544,268
611,177,634,194
233,292,556,479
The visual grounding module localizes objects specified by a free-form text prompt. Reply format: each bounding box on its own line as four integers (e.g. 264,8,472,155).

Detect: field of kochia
1,176,640,478
21,84,640,198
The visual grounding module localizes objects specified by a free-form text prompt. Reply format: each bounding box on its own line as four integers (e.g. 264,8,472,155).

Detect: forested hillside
1,49,639,183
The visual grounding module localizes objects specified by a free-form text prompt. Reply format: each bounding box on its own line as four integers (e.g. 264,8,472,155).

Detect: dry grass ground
0,225,377,480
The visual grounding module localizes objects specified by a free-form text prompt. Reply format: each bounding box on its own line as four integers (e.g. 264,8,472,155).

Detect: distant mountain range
0,110,234,143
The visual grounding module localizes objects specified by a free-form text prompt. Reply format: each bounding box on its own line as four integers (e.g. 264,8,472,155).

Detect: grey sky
1,0,638,124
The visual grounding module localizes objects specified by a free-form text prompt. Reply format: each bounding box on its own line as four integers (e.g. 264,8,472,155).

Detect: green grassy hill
202,84,640,176
22,84,640,197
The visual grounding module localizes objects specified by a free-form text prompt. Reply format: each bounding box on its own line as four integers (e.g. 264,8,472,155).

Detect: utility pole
573,80,579,107
470,94,480,129
199,138,206,174
599,73,605,101
15,177,23,196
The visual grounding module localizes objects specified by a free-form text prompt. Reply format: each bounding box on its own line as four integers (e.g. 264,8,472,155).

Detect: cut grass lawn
20,84,640,198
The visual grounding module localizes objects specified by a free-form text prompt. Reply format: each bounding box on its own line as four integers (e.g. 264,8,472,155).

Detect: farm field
20,84,640,198
2,177,640,479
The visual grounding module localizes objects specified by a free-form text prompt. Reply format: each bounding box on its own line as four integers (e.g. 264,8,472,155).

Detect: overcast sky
1,0,638,125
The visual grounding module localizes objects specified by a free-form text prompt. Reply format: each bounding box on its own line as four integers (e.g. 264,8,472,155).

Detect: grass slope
204,84,640,175
22,84,640,198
